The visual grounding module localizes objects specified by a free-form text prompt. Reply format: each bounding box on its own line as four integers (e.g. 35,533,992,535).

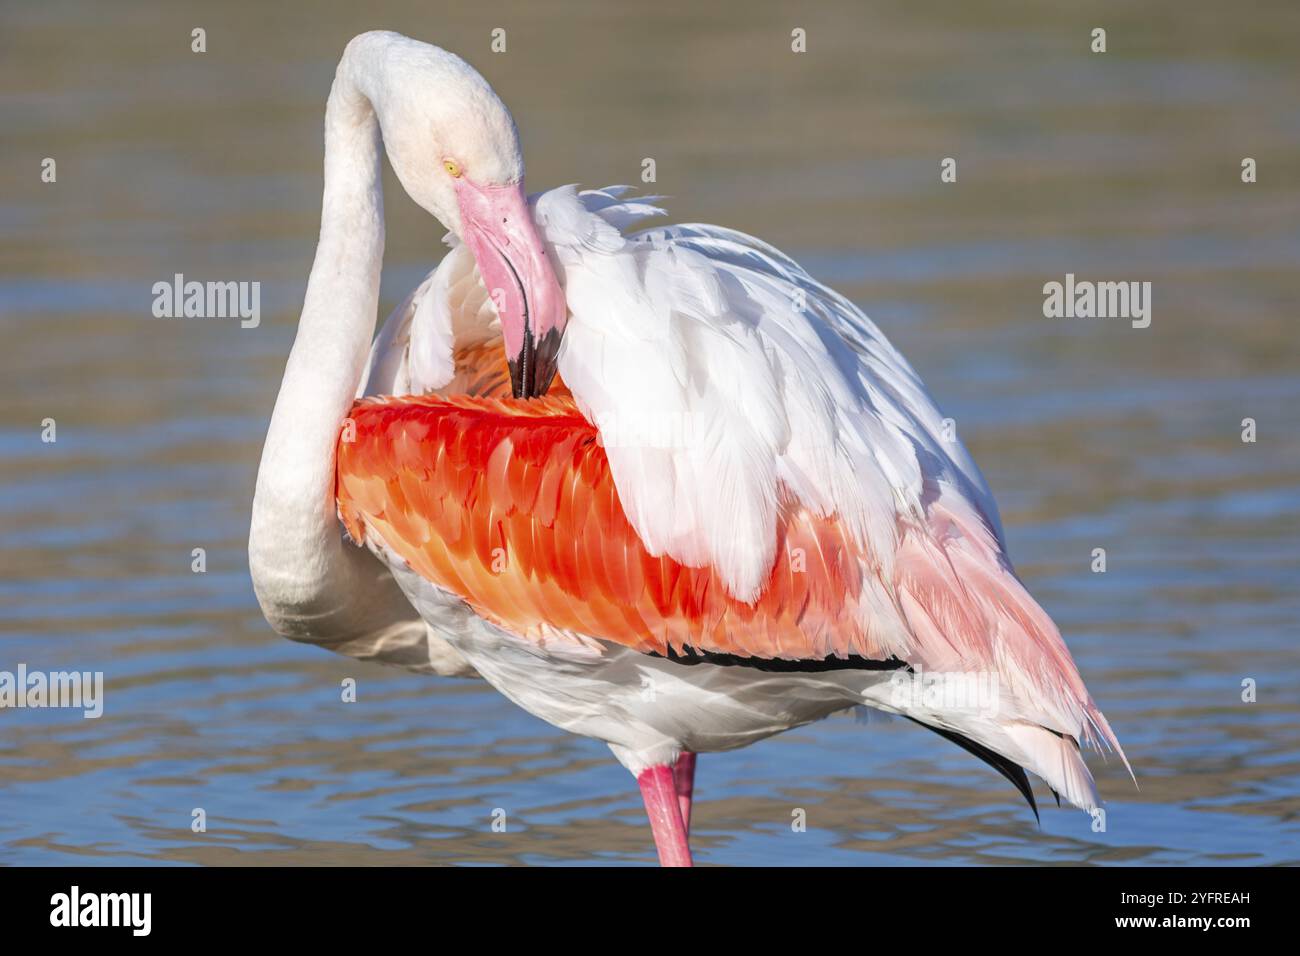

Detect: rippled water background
2,0,1298,865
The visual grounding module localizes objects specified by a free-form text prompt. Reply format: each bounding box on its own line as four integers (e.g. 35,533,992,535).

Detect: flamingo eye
443,159,463,178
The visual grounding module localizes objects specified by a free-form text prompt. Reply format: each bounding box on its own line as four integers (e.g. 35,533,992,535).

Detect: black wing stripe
653,647,910,674
908,718,1040,822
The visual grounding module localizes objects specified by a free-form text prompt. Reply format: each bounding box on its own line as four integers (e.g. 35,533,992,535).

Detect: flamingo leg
637,764,693,867
673,751,696,836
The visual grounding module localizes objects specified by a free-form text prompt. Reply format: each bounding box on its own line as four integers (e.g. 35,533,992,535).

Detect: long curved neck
249,47,397,641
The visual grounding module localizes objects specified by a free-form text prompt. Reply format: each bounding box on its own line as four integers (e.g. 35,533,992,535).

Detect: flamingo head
368,33,567,398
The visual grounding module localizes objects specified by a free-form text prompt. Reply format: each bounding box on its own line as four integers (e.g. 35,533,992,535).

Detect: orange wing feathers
335,394,883,662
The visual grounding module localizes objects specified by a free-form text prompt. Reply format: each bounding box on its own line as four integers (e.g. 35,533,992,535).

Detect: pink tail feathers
1005,724,1101,811
893,488,1134,808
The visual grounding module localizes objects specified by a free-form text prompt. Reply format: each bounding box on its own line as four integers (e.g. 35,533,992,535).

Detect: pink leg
673,751,697,836
637,764,693,867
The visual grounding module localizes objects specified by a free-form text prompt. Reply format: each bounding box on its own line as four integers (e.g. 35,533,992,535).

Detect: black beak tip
509,328,563,399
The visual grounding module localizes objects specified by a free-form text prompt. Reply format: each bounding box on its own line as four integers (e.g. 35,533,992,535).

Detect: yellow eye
443,159,462,178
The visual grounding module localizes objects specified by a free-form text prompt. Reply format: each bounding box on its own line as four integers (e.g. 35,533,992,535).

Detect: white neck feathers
248,37,397,641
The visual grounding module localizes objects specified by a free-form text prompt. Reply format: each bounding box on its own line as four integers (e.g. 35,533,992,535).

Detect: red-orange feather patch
336,394,887,661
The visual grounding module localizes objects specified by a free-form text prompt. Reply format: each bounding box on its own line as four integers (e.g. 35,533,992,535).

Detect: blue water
2,0,1298,865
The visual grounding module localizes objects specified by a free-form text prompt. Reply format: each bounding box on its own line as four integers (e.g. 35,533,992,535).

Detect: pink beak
455,179,567,398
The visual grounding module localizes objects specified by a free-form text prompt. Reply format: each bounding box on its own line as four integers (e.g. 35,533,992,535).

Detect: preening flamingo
250,31,1129,867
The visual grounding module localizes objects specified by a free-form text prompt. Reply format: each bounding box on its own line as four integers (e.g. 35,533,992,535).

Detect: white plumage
350,185,1128,807
251,32,1129,866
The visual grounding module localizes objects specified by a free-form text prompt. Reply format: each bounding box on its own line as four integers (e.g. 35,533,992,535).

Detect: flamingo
250,31,1129,867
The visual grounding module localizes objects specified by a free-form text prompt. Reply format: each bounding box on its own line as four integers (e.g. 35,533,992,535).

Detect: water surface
2,0,1298,865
